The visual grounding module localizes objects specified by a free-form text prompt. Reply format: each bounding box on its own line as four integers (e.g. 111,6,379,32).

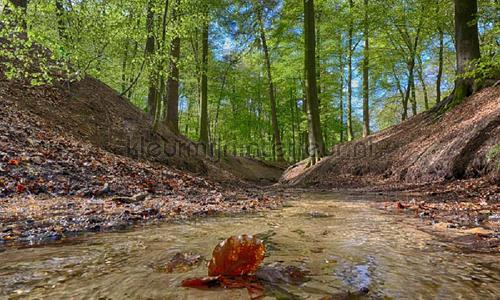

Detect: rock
256,263,310,285
160,252,203,273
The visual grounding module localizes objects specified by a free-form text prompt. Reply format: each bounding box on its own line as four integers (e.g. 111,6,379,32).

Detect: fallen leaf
16,183,26,193
208,235,266,276
181,276,221,288
8,159,20,166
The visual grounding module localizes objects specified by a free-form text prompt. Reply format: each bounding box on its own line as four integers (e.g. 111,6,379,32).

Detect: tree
165,0,181,133
145,0,157,121
453,0,480,102
304,0,324,164
199,9,210,147
362,0,370,137
257,2,285,162
346,0,354,141
435,0,444,104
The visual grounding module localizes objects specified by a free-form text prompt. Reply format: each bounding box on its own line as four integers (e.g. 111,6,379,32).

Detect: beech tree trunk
258,7,285,162
417,54,429,110
145,0,157,121
304,0,324,164
436,28,444,103
339,33,344,143
436,0,444,104
347,0,354,141
165,0,181,133
362,0,370,137
453,0,480,101
199,19,209,148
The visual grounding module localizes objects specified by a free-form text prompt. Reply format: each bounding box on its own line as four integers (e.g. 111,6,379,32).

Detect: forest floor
1,75,498,252
0,78,284,244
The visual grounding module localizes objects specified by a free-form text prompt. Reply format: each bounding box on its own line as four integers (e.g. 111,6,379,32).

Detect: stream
0,193,499,299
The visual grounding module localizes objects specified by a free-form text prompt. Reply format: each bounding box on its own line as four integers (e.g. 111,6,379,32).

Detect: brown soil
281,86,500,187
0,77,284,244
0,77,284,184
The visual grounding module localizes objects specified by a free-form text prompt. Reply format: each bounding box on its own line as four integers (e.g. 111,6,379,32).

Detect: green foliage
1,0,498,163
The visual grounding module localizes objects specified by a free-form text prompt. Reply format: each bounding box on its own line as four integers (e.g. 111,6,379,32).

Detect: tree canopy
1,0,498,162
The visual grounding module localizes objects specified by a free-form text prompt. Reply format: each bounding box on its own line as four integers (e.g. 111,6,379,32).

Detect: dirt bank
282,86,500,187
0,76,285,184
0,77,285,244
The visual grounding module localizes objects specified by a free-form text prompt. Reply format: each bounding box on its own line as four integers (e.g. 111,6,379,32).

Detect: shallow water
0,193,499,299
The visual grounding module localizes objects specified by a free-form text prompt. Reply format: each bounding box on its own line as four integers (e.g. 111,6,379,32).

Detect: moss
437,80,469,116
487,144,500,170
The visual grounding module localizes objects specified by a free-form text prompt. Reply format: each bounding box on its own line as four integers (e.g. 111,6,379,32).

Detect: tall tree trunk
316,9,322,100
347,0,354,141
436,0,444,104
156,0,169,124
362,0,370,137
453,0,480,101
145,0,157,121
403,58,415,119
339,32,345,143
165,0,181,133
304,0,324,164
436,29,444,103
290,85,297,162
258,7,285,162
199,19,209,147
417,54,429,110
410,67,417,115
127,38,139,99
301,76,309,160
393,69,407,121
121,39,129,93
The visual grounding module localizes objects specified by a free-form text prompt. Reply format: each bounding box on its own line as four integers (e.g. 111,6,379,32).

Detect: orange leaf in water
207,235,265,276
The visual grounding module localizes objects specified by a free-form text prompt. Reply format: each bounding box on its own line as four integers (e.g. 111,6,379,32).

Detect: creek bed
0,193,499,299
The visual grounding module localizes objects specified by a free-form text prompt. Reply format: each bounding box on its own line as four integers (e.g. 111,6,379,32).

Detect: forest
0,0,499,298
1,0,497,162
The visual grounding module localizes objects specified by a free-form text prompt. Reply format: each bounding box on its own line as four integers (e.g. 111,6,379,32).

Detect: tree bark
290,85,297,162
436,28,444,103
410,67,417,115
165,0,181,133
316,9,322,100
453,0,480,101
304,0,324,164
339,33,344,143
436,0,444,104
362,0,370,137
199,19,210,147
121,39,129,93
417,54,429,110
347,0,354,141
258,6,285,162
145,0,157,121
